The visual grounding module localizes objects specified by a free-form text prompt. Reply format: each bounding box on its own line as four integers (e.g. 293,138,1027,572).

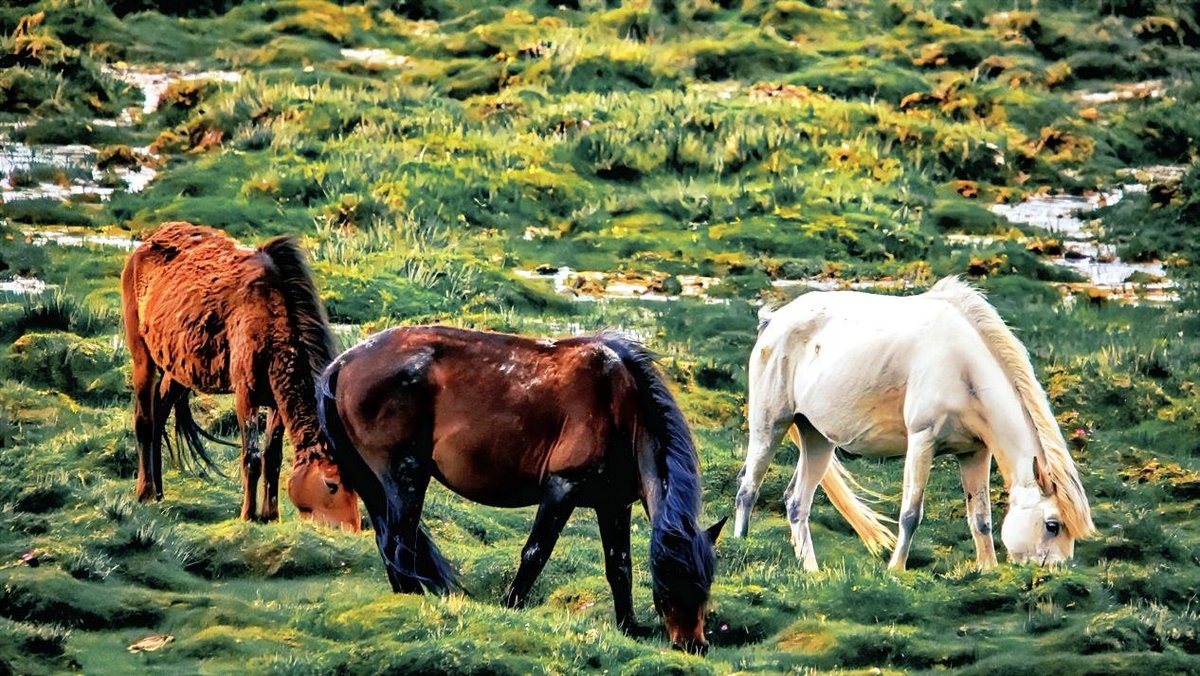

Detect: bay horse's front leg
888,427,936,571
236,393,263,522
596,503,636,632
259,408,285,522
958,448,998,570
502,477,576,609
784,423,835,571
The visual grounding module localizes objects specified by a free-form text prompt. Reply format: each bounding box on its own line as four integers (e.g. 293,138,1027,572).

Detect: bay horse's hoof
500,589,524,609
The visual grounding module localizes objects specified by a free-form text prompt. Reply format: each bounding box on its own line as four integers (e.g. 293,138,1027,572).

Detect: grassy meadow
2,0,1200,673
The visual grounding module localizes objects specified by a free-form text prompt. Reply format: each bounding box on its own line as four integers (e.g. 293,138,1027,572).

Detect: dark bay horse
317,326,725,654
121,222,360,530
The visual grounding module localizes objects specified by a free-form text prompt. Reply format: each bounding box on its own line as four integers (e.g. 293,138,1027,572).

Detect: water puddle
988,185,1177,303
340,48,410,69
514,267,724,303
1,142,155,203
0,276,49,295
101,65,242,122
21,227,139,250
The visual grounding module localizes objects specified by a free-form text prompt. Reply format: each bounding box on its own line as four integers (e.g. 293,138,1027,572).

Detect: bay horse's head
650,517,727,655
288,454,361,532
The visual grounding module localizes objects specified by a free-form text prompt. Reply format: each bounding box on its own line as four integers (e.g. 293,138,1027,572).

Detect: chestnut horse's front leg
236,392,263,522
259,408,284,522
502,476,577,609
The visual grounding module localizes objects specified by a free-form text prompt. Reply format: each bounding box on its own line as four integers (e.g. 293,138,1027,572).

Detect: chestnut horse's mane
259,236,337,379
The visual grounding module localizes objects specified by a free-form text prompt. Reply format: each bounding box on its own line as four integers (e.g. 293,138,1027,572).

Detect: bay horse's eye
324,479,339,494
1045,519,1061,536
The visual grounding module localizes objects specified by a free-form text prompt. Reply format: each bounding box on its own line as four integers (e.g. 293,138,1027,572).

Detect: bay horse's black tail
162,390,230,479
316,360,459,595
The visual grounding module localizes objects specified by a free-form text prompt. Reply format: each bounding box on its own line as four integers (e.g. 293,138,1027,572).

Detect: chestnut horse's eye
324,479,339,494
1045,519,1061,536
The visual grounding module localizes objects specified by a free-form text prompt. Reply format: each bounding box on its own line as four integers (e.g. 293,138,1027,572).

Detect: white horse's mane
927,276,1097,539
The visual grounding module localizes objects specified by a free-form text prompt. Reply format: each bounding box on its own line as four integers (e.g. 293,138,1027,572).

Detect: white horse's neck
973,375,1043,491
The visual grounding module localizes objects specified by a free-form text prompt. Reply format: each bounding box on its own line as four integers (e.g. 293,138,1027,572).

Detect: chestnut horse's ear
706,516,729,544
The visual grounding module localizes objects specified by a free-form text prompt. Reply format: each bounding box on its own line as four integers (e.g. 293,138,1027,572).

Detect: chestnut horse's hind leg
236,392,264,522
129,333,159,503
596,502,636,632
259,408,284,522
502,476,577,609
150,378,186,499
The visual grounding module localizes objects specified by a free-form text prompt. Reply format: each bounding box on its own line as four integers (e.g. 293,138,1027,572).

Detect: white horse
733,276,1095,571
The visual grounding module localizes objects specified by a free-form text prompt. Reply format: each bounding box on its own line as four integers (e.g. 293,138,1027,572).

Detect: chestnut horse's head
650,517,726,656
288,454,361,532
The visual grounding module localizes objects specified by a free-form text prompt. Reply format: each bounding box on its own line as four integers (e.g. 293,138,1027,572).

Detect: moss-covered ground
2,0,1200,673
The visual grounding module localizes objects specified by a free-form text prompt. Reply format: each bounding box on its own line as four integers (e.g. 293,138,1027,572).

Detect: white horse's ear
1032,456,1055,497
706,516,729,544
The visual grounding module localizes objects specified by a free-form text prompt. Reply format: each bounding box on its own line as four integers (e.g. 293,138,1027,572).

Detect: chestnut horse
317,326,725,654
121,222,360,530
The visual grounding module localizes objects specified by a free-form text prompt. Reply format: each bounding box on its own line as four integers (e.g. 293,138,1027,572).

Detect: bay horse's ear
706,516,729,544
1032,456,1055,497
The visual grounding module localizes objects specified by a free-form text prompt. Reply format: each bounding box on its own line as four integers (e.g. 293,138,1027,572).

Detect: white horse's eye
1045,519,1061,536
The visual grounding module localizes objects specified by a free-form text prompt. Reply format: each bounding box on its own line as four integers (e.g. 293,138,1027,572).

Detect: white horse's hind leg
958,448,998,570
888,426,936,571
734,388,792,538
784,423,835,571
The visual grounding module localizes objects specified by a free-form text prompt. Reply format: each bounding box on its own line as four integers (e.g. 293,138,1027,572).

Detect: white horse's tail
788,426,898,556
928,276,1096,539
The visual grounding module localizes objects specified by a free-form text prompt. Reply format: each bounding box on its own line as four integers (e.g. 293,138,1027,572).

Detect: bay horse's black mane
598,335,716,603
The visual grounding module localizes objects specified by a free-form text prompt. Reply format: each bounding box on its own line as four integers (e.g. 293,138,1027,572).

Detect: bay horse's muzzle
674,638,709,656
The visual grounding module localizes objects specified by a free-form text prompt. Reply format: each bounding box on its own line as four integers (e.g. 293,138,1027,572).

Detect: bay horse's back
324,326,641,508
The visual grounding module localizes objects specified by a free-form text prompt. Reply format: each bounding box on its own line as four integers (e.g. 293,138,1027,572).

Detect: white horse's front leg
734,386,792,538
784,424,835,571
958,448,998,570
888,426,936,571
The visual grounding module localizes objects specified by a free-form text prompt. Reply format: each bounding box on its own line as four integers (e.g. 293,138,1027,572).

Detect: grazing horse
121,222,360,531
317,326,725,655
734,276,1095,570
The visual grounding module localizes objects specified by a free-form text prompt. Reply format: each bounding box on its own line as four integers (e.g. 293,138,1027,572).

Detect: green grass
2,0,1200,673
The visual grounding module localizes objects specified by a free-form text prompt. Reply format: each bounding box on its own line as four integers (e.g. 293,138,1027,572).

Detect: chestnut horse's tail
164,390,233,478
316,361,459,595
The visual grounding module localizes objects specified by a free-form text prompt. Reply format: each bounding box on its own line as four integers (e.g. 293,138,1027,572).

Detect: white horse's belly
792,340,913,457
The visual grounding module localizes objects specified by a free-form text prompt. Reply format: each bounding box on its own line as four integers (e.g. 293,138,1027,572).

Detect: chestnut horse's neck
259,236,338,465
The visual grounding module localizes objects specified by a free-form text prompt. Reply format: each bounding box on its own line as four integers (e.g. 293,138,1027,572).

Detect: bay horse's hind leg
888,426,936,571
596,502,635,632
502,476,577,609
958,448,998,570
784,419,835,571
235,391,264,522
260,408,284,522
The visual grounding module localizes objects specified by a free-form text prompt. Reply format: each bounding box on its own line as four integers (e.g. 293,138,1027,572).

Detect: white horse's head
1001,483,1074,565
